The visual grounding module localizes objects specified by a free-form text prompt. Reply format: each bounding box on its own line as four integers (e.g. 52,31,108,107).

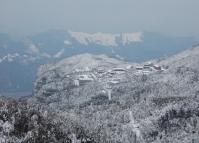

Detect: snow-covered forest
1,46,199,143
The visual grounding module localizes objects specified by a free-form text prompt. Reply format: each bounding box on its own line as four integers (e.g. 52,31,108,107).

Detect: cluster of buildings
63,62,165,102
70,62,164,87
135,62,164,75
71,66,129,87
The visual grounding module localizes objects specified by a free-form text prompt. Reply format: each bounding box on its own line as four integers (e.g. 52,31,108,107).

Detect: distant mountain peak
68,31,143,47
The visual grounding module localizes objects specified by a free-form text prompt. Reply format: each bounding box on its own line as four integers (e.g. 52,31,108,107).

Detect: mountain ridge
28,45,199,143
0,30,198,92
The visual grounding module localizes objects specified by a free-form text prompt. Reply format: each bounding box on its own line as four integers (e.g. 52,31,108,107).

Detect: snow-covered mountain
68,31,142,46
1,45,199,142
27,45,199,142
0,30,198,92
0,30,197,64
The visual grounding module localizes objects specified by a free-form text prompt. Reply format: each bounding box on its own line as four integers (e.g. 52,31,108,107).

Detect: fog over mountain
0,30,198,93
1,1,199,142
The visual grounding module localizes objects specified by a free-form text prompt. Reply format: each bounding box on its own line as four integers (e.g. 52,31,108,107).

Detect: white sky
0,0,199,37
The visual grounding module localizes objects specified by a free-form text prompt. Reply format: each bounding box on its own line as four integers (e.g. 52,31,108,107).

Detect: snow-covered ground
1,45,199,143
28,46,199,142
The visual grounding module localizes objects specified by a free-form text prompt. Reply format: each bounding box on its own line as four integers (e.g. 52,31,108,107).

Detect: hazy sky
0,0,199,37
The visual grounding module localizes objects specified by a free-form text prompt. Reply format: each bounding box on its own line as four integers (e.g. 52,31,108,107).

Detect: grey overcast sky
0,0,199,37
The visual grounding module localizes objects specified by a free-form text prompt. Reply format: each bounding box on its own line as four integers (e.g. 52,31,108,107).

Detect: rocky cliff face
29,47,199,143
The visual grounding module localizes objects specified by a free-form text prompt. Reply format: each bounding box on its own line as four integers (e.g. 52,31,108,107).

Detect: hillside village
34,57,166,105
30,48,199,143
67,61,165,88
1,46,199,142
1,0,199,142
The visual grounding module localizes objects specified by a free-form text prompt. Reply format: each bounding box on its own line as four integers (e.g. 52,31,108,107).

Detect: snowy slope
159,45,199,69
30,46,199,142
